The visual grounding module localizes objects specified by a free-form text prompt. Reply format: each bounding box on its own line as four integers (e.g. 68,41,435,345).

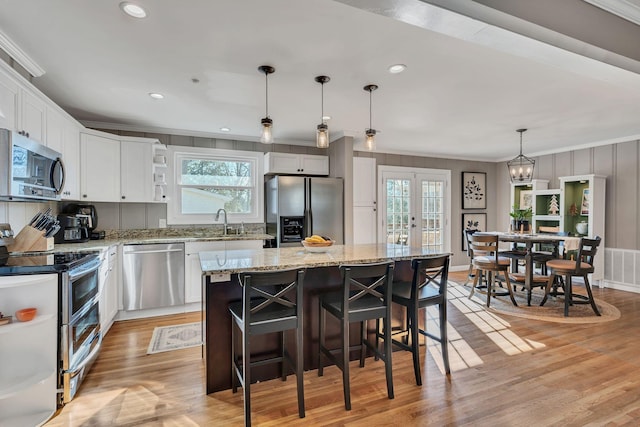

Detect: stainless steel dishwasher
122,243,185,310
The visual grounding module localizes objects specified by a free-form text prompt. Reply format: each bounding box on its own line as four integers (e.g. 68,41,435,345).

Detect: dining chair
541,236,601,316
464,229,488,286
229,268,306,426
317,261,394,411
468,233,518,307
389,254,451,385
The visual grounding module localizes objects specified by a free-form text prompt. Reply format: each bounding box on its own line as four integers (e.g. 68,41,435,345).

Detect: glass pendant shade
260,117,273,144
258,65,275,144
363,84,378,151
317,123,329,149
365,129,376,151
507,128,535,183
315,75,330,148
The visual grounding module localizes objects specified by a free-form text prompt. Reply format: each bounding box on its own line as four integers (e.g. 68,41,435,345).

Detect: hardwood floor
45,271,640,426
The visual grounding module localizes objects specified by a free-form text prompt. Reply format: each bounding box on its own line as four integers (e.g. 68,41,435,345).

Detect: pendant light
507,128,535,183
315,75,330,149
363,84,378,151
258,65,275,144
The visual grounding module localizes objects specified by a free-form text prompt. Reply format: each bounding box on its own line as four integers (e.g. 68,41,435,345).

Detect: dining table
484,232,581,305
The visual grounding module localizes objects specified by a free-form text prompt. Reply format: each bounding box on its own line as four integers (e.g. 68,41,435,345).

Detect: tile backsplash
0,201,263,236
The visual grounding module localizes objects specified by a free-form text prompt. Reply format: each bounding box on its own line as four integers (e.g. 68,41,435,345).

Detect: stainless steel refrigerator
265,175,343,247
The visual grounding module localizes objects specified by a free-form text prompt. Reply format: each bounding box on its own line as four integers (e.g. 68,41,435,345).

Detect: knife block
7,225,54,253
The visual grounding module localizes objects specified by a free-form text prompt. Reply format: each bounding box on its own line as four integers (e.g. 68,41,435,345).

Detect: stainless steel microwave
0,128,65,201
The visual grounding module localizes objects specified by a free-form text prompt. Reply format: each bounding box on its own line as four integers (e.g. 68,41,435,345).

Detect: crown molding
0,29,45,77
583,0,640,25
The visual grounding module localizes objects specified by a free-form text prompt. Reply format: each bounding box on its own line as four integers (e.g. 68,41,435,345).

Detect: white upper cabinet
120,139,154,202
0,66,45,143
46,106,81,200
80,132,121,202
264,152,329,175
0,70,18,131
19,89,46,143
353,157,376,206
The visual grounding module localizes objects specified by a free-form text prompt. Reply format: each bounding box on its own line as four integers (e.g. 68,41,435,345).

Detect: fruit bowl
15,307,37,322
301,240,333,253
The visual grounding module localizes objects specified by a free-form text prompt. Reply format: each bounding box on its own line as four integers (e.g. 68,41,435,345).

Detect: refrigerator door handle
304,178,312,238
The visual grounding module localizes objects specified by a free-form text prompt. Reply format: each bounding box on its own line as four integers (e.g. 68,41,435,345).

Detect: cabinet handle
122,196,126,199
83,194,87,198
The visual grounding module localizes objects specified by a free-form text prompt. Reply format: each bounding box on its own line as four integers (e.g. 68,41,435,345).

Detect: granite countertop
49,233,274,253
199,243,448,274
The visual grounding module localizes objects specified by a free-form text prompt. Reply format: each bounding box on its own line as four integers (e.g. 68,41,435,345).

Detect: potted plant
509,205,532,232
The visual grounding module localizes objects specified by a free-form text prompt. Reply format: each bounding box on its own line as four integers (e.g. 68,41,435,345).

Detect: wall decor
519,190,533,210
581,188,590,215
462,171,486,209
462,213,486,251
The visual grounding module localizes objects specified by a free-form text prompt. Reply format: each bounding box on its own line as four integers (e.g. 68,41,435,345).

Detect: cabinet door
353,205,377,244
121,140,153,202
46,107,81,200
353,157,376,206
300,154,329,175
0,71,18,131
103,246,119,333
265,152,300,174
18,89,46,143
80,133,121,202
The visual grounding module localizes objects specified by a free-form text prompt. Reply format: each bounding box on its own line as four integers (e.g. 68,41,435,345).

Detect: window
166,146,264,225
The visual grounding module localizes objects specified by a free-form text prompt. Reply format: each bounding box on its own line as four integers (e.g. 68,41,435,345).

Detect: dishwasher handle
124,248,184,255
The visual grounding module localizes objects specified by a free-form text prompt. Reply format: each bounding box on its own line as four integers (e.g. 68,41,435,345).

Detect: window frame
166,146,264,225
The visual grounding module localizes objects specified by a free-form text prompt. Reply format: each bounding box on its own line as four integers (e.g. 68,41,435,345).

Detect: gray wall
497,138,640,251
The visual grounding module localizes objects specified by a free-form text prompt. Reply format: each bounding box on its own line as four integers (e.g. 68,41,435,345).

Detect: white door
379,166,450,253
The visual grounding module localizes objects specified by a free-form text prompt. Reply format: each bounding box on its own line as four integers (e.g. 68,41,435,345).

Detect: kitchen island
200,243,447,393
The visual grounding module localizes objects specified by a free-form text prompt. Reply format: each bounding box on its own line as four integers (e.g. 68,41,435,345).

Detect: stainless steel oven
59,254,102,405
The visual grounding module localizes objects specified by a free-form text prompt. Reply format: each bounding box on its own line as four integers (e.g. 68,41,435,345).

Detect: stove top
0,250,99,275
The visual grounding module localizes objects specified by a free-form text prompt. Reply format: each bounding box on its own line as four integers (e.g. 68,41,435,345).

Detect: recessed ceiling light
220,127,231,132
149,92,164,99
388,64,407,74
120,2,147,18
322,115,331,121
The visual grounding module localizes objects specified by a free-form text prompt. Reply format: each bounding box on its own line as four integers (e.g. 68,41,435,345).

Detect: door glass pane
420,180,444,251
385,179,411,245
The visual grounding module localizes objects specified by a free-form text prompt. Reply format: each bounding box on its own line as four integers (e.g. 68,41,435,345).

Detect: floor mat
147,322,203,354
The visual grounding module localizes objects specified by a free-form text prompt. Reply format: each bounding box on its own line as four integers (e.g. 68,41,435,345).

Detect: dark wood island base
200,244,438,394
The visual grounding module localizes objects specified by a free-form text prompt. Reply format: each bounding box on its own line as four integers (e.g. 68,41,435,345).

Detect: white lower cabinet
185,241,225,304
0,274,58,426
184,240,263,303
99,245,119,335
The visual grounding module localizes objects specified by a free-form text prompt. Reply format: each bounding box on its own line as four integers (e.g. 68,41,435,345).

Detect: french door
379,166,450,253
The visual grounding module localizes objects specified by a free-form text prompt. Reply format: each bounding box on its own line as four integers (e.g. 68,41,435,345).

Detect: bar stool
389,254,451,385
317,261,394,410
229,268,305,426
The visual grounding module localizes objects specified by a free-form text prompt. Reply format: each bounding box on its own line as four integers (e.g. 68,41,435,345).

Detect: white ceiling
1,0,640,161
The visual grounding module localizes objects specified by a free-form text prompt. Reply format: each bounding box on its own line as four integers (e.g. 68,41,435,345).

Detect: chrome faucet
215,208,228,235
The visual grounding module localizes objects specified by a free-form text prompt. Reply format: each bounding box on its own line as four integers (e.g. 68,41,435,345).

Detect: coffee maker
59,204,104,240
54,214,90,243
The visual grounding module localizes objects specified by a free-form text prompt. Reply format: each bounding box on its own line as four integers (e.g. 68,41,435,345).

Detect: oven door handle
63,332,102,376
68,257,101,281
